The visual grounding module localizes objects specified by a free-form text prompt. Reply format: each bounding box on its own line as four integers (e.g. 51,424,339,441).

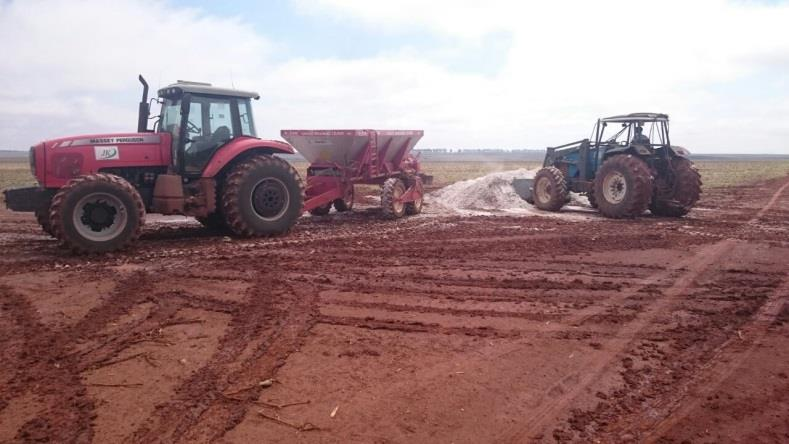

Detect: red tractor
4,76,305,253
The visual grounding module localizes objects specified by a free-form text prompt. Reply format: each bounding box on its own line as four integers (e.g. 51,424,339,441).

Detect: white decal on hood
95,146,120,160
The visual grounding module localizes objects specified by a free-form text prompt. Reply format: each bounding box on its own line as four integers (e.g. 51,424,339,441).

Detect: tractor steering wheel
186,120,201,134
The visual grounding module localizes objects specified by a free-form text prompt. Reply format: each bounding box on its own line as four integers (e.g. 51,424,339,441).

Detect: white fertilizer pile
428,168,591,217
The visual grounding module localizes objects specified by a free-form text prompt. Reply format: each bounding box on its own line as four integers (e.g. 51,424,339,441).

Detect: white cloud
1,0,789,153
0,0,269,143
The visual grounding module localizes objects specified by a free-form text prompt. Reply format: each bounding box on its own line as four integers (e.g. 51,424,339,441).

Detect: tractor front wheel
222,155,304,236
650,157,702,217
593,155,654,218
532,167,568,212
35,200,54,236
381,178,406,219
49,174,145,253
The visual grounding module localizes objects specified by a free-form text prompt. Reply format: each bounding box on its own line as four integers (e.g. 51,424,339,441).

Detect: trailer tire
405,180,423,215
222,154,304,237
650,157,702,217
381,178,406,219
594,155,654,219
532,167,568,212
334,185,354,212
49,174,145,254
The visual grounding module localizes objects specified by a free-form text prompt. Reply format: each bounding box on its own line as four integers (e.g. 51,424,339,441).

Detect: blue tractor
513,113,701,218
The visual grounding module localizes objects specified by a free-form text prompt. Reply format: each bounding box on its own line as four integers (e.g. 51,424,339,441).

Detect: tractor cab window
238,100,256,137
183,96,238,175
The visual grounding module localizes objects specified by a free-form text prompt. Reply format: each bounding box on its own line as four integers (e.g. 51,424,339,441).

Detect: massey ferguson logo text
90,137,144,144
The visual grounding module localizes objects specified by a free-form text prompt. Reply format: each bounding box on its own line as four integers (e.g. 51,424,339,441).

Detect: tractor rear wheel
196,211,226,231
593,155,654,218
334,185,354,212
222,154,304,237
650,157,702,217
49,174,145,253
381,178,406,219
532,167,568,212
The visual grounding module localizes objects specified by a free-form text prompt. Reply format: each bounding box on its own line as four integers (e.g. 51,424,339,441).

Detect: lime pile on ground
428,168,591,217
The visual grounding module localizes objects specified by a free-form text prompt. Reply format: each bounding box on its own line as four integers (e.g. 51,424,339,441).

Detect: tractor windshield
599,121,667,147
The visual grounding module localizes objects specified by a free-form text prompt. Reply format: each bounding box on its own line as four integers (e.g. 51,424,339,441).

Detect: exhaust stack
137,74,150,133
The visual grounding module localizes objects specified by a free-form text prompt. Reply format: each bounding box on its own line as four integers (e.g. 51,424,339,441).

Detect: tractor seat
211,126,232,145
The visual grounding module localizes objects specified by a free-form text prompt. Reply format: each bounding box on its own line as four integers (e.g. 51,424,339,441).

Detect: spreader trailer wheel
532,167,569,212
593,154,654,219
381,178,407,219
404,179,424,215
222,154,305,237
49,174,145,254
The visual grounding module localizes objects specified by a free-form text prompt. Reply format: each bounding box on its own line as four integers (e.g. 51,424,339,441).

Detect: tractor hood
45,132,164,149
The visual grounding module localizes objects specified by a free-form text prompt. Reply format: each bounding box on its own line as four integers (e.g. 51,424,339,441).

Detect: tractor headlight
28,146,36,177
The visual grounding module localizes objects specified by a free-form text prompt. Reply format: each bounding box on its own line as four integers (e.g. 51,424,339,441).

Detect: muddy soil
0,176,787,443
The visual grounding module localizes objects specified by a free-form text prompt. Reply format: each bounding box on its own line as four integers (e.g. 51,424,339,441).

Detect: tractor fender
668,145,691,157
201,137,296,178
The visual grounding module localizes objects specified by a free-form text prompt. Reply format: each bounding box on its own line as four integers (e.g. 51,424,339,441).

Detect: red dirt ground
1,176,788,443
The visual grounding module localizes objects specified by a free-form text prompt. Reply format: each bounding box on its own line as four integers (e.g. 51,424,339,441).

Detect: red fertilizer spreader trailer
281,130,432,218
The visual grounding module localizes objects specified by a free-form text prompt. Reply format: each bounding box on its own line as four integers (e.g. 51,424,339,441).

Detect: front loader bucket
512,178,535,204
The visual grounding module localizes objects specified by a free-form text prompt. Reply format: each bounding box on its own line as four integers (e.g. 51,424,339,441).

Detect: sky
1,0,789,153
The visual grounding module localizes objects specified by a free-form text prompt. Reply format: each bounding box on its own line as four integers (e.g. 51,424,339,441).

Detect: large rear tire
593,155,654,218
381,178,406,219
222,155,304,237
49,174,145,253
650,157,702,217
532,167,568,212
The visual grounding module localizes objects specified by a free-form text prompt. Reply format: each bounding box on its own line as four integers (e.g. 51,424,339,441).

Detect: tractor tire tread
221,154,305,237
594,155,653,219
650,158,702,217
533,166,569,212
49,173,145,254
381,178,405,219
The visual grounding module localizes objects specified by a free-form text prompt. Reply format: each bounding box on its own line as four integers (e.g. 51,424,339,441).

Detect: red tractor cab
4,76,304,253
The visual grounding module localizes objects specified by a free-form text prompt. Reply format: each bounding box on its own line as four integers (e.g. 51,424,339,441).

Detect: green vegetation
694,161,789,188
0,162,35,191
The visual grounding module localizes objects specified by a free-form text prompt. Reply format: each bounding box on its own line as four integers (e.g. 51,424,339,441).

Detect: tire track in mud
128,271,320,443
642,274,789,442
512,176,789,442
0,270,155,444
